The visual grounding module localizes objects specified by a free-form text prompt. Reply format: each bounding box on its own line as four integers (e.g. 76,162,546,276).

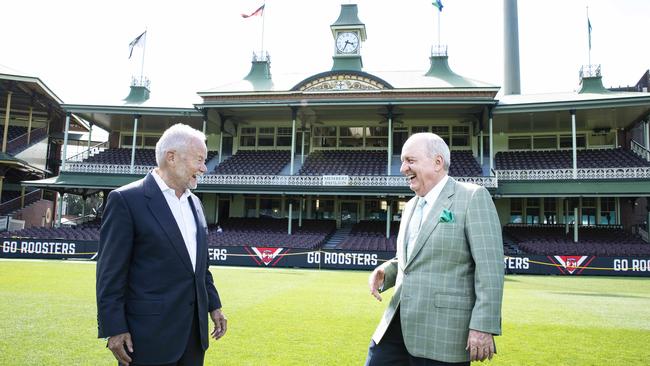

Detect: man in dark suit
96,123,227,366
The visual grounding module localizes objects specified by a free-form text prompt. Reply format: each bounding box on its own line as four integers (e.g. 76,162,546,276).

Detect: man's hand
210,308,228,340
107,332,133,365
466,329,495,362
368,266,385,301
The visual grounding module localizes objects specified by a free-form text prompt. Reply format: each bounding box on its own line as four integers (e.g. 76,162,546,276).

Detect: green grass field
1,260,649,366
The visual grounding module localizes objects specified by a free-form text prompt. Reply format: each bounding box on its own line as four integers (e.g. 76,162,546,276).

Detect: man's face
400,136,444,197
169,138,207,192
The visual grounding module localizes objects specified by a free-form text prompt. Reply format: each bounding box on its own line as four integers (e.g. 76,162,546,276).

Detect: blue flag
433,0,443,12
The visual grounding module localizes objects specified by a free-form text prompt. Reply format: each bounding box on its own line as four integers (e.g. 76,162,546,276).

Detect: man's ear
166,150,176,165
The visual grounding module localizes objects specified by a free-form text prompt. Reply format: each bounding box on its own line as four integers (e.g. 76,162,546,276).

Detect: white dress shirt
419,174,449,223
152,170,198,271
406,175,450,259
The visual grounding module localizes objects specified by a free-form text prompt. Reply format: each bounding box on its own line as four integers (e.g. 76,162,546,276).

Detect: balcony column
643,119,650,156
570,109,577,179
87,122,93,151
387,105,393,175
479,130,484,170
489,109,494,175
20,186,25,208
2,91,12,153
61,112,71,171
56,192,64,228
130,115,140,174
215,196,220,224
573,207,579,242
288,200,293,235
386,200,391,239
290,107,297,175
300,123,306,164
27,106,33,144
298,197,303,227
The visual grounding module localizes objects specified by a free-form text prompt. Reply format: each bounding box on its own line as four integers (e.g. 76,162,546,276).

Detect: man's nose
399,161,408,174
200,163,207,173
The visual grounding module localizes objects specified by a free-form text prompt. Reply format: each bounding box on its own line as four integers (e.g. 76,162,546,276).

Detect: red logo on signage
550,255,595,275
248,247,285,266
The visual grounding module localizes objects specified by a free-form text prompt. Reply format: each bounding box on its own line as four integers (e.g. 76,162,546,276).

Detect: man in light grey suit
366,133,504,365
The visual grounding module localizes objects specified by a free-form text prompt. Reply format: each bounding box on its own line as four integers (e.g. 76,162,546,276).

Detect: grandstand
2,3,650,274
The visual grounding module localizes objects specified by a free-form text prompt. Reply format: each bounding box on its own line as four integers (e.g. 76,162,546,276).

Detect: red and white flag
241,4,264,18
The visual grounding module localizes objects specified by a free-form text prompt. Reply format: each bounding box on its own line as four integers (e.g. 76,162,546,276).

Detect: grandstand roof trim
0,70,64,105
494,91,650,113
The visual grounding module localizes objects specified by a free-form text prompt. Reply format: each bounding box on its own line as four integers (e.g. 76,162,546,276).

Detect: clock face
336,32,359,54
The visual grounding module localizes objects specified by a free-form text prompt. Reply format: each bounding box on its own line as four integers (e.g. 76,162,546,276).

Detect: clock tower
331,4,367,71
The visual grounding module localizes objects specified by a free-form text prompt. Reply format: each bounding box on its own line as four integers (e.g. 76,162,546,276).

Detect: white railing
63,163,154,175
66,141,110,163
631,140,650,162
60,163,498,188
496,167,650,180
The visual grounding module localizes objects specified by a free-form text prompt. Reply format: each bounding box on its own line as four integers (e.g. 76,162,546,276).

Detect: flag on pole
587,16,591,50
241,4,265,18
433,0,443,12
128,31,146,59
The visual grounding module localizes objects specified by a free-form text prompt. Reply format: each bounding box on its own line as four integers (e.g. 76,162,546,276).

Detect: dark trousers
126,307,205,366
365,307,469,366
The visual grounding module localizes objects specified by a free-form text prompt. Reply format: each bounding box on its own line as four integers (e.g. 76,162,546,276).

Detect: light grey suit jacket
372,177,504,362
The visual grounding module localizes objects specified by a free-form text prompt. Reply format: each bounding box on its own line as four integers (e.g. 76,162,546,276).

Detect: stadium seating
213,150,290,175
449,151,482,176
0,125,30,143
495,148,650,170
84,148,218,166
208,218,336,249
503,225,650,256
0,226,100,241
299,150,386,176
337,220,399,251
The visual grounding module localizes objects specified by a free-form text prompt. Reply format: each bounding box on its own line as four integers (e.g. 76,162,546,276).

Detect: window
312,127,337,148
240,128,256,147
257,127,275,147
600,197,616,225
508,136,531,150
581,197,596,226
510,198,523,224
525,198,540,224
276,127,292,147
533,135,556,149
431,126,449,145
339,127,364,147
259,197,282,218
244,197,257,218
366,126,388,147
451,126,469,147
560,135,586,148
312,199,335,219
411,126,429,133
543,198,557,224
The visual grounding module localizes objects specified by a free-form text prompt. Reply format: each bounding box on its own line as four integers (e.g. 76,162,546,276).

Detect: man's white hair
155,123,206,167
411,132,451,171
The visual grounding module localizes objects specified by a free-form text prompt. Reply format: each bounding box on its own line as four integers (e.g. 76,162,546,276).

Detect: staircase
322,225,352,249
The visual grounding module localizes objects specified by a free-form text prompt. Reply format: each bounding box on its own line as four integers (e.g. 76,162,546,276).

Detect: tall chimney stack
503,0,521,95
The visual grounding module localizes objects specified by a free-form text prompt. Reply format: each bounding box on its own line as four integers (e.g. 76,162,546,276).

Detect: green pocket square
439,209,454,223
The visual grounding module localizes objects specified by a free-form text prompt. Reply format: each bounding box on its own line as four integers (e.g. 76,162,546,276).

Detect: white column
573,207,579,242
130,115,139,174
387,108,393,175
301,125,306,164
644,120,650,160
2,91,12,153
571,109,577,179
489,110,494,175
27,106,33,144
288,202,293,235
299,198,303,227
56,192,64,227
215,197,220,224
290,108,297,175
386,201,391,238
479,130,484,170
218,132,223,163
87,122,93,151
61,112,71,171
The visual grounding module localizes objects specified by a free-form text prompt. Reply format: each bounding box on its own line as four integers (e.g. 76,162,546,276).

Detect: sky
2,0,649,106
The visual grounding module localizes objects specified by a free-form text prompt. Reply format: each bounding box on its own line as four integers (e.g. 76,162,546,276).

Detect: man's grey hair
155,123,206,167
411,132,451,171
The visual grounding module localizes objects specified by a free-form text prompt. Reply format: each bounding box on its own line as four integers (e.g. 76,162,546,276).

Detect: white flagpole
437,7,441,47
140,29,147,85
261,3,266,56
586,7,591,67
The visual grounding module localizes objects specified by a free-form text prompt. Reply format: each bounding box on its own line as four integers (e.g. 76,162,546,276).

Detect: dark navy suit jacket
96,172,221,364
